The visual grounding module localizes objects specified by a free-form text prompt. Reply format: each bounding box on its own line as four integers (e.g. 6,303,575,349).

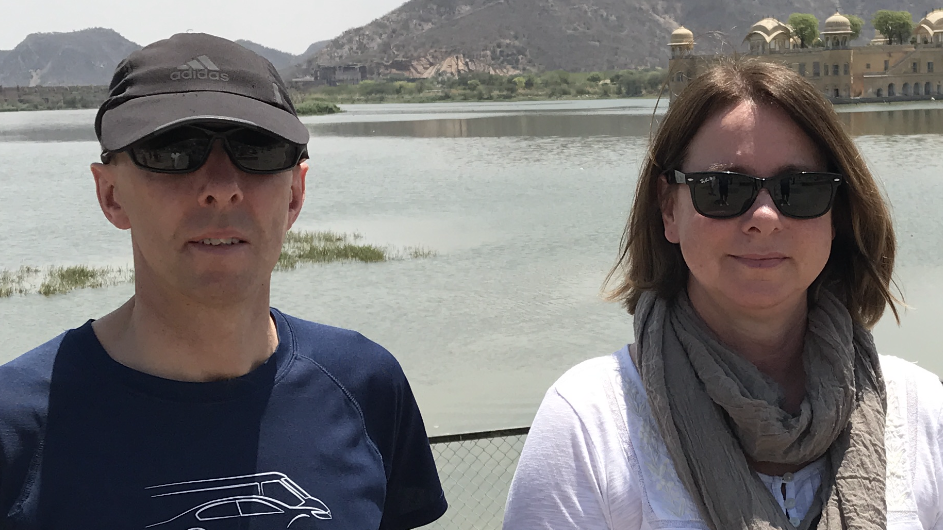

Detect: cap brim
99,91,310,151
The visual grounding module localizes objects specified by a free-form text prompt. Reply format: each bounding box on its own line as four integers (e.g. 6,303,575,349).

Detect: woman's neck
687,286,808,414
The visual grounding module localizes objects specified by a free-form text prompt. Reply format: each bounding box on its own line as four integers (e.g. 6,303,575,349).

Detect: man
0,33,447,529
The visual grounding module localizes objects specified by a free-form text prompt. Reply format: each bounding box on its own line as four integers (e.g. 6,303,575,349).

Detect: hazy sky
3,0,407,54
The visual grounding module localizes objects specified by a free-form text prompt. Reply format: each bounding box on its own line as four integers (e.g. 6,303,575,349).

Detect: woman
503,59,943,530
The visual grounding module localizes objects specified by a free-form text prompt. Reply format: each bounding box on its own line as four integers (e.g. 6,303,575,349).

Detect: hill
0,28,140,87
303,40,331,57
235,40,299,70
304,0,942,76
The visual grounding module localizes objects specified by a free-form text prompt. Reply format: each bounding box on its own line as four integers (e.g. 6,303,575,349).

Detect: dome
743,18,792,44
921,9,943,30
670,26,694,45
824,12,852,32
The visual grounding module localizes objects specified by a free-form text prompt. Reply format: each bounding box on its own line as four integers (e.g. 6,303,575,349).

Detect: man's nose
197,142,243,207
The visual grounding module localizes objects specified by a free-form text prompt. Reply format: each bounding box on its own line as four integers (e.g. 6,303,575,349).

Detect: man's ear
286,160,308,230
657,174,681,244
91,162,131,230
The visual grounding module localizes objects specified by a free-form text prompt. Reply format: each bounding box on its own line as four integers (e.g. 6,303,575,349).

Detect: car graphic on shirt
145,472,331,529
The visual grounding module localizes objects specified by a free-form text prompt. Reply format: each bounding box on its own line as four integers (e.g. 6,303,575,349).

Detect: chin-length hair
605,57,899,328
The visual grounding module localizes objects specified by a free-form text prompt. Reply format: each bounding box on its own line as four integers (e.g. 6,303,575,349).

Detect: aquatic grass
276,230,388,270
1,230,435,297
37,265,133,296
0,266,41,297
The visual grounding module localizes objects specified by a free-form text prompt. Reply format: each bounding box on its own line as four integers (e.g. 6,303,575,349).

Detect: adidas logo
170,55,230,81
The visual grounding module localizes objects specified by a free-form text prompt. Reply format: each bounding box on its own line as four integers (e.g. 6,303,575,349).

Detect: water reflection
839,108,943,136
308,113,660,138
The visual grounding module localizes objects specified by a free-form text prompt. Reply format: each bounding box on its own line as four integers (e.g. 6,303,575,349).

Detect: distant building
292,65,367,87
668,10,943,101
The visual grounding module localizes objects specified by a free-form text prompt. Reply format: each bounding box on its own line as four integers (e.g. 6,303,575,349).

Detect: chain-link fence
426,427,529,530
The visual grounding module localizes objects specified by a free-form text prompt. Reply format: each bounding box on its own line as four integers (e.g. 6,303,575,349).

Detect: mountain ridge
303,0,941,76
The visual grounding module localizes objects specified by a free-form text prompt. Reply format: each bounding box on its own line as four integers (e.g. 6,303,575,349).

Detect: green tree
872,10,914,44
847,14,864,40
587,72,602,83
512,76,526,90
787,13,820,48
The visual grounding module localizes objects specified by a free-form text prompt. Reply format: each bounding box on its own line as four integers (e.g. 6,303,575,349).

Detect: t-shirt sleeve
503,386,616,530
377,373,447,530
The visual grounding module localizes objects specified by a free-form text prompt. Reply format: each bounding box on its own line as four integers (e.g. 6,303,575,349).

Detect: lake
1,99,941,436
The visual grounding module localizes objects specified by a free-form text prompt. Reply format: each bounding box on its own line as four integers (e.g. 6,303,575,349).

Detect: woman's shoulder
880,354,942,393
879,354,943,432
548,346,630,397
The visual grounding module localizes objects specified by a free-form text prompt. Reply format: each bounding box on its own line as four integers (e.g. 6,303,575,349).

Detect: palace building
668,11,943,100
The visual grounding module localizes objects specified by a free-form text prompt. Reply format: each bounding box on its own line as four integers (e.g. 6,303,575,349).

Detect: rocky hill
305,0,941,76
0,28,140,87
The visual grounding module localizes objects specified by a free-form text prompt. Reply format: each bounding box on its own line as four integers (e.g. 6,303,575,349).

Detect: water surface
1,100,941,434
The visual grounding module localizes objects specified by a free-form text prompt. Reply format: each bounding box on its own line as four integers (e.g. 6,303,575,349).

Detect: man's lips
731,254,787,268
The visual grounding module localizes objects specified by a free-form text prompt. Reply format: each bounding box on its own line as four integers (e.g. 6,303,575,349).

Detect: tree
847,14,864,40
788,13,819,48
586,72,602,83
872,10,914,44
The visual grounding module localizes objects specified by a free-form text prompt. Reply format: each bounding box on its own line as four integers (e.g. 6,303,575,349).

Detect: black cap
95,33,309,152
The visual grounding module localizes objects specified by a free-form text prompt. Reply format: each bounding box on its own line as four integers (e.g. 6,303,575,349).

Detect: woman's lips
731,254,787,268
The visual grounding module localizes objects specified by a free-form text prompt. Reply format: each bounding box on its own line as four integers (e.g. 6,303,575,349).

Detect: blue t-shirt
0,309,447,529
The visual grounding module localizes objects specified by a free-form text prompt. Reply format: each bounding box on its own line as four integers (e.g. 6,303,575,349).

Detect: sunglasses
666,170,843,219
102,125,307,174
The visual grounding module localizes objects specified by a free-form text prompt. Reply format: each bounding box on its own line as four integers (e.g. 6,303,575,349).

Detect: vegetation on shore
3,68,666,112
293,69,668,106
0,85,108,112
294,101,342,115
0,230,435,297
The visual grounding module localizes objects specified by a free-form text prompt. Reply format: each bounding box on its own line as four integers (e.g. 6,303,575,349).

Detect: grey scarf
634,290,887,530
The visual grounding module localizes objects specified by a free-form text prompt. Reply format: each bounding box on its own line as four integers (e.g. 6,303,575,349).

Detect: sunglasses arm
665,170,687,184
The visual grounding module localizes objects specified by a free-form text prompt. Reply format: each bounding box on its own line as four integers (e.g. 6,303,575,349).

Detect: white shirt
503,346,943,529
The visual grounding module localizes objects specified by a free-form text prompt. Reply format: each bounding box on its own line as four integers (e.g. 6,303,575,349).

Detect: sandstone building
668,11,943,100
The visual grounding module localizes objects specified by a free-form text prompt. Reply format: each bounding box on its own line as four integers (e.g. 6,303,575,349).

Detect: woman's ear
657,174,681,244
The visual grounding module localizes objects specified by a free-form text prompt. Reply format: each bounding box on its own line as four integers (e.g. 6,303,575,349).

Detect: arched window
915,83,921,95
926,82,932,95
876,88,884,97
903,82,911,96
888,83,896,96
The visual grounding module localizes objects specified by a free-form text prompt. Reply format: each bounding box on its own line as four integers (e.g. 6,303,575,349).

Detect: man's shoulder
0,331,71,397
275,310,406,393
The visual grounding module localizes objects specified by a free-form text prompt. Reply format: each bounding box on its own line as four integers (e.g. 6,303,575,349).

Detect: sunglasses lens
771,173,836,218
226,129,300,173
130,128,210,172
690,173,757,218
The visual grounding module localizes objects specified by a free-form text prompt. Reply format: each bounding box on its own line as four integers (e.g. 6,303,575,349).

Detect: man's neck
91,290,279,382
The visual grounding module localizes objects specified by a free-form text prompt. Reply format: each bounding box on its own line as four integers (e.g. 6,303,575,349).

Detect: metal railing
426,427,530,530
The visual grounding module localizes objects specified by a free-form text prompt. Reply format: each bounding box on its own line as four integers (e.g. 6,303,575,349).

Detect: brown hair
605,57,899,328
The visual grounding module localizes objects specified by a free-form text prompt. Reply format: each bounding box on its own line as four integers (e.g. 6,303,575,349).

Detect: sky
2,0,408,54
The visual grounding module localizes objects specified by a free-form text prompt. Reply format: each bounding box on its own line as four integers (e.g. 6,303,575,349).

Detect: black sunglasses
666,170,843,219
102,124,308,174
